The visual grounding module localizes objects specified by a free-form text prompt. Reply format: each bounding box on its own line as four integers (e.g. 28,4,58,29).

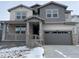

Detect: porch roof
25,15,45,22
1,20,78,25
5,21,26,24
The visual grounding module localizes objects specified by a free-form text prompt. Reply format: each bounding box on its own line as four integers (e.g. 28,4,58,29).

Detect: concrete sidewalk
43,45,79,58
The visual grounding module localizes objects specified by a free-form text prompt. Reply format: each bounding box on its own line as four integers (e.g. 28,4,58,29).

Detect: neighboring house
71,15,79,22
0,1,78,46
71,15,79,44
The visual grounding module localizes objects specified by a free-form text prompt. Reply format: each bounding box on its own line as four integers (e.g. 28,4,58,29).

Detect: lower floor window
15,27,20,33
21,27,26,33
15,26,26,34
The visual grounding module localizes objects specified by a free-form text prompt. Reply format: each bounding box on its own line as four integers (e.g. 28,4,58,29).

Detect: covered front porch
26,16,44,47
2,16,44,47
3,21,26,41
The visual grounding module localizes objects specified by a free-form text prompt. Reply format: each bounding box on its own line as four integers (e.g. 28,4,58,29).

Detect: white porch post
2,23,6,41
39,22,43,44
26,22,30,46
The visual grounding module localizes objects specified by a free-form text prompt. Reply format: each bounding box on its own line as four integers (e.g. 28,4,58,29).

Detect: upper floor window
16,12,26,20
46,9,59,18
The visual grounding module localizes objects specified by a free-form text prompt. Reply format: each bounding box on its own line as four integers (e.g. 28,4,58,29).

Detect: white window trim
15,11,27,20
15,27,21,33
15,25,26,33
46,9,59,18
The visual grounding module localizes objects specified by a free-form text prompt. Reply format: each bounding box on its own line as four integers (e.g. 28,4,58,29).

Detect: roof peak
38,1,68,9
8,4,32,12
30,4,41,8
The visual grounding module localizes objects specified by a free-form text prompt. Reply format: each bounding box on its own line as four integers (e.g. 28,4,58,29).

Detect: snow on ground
26,47,44,58
0,46,30,58
0,46,44,58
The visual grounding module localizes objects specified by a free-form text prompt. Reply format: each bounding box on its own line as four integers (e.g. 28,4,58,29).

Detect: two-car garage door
44,31,72,45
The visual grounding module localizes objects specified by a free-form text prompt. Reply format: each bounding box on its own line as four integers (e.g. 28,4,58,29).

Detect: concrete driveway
43,45,79,58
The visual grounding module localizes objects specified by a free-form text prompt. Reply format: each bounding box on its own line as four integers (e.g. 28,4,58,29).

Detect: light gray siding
39,3,66,22
10,7,33,21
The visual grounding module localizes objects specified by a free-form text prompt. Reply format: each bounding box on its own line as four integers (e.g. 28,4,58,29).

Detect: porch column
26,22,30,46
2,23,6,41
39,22,43,44
72,27,78,45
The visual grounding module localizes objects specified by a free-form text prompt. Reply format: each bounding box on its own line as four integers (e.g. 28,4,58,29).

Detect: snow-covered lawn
0,46,44,58
0,46,30,58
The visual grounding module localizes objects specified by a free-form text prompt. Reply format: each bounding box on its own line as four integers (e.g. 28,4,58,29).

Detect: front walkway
43,45,79,58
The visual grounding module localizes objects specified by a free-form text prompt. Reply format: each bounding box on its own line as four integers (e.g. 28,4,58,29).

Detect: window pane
53,14,57,17
16,12,26,19
16,31,20,33
15,27,20,33
22,16,26,19
21,27,26,31
53,9,58,17
16,12,21,19
47,14,51,17
22,13,26,19
46,9,52,17
21,27,26,33
16,16,21,19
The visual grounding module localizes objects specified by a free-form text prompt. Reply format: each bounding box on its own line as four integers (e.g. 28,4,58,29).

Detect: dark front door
32,23,39,35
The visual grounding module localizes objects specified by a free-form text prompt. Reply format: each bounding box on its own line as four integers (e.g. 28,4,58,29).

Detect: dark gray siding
39,3,66,22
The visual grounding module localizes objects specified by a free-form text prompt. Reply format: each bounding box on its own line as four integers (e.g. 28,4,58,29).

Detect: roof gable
38,1,68,9
8,4,32,12
30,4,41,8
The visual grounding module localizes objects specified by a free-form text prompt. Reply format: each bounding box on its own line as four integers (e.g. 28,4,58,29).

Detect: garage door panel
44,31,72,45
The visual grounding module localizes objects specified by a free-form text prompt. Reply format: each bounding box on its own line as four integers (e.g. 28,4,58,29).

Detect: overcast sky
0,1,79,21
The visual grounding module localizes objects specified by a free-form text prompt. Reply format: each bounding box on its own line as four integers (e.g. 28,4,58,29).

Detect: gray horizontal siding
39,3,66,22
5,33,26,41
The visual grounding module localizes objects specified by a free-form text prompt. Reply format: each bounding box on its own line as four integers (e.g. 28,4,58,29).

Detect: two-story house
71,15,79,44
0,1,78,46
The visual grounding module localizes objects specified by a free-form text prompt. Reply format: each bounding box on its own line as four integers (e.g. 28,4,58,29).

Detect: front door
29,22,39,39
32,23,39,35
